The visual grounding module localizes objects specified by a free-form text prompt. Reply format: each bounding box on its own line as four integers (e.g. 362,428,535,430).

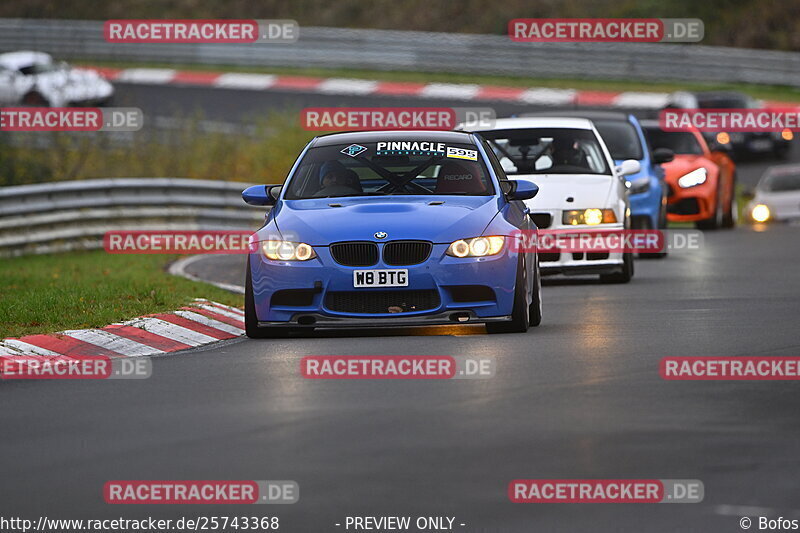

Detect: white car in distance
0,50,114,107
470,117,641,283
747,164,800,223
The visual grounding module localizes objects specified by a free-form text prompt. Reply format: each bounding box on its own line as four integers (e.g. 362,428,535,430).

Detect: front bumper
257,311,511,328
533,220,626,276
249,242,520,326
666,180,717,222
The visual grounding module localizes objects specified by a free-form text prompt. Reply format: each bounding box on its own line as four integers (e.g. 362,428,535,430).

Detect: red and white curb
0,299,244,368
83,65,678,108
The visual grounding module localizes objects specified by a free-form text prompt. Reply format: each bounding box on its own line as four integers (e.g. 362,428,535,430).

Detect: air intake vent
325,290,440,314
330,241,379,267
383,240,432,266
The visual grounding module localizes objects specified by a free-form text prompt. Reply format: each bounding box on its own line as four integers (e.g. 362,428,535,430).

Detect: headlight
562,209,617,226
677,168,707,188
261,241,316,261
751,204,770,223
627,177,651,195
446,236,505,257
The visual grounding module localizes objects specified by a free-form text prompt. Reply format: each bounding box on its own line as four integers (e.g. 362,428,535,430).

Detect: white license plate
353,269,408,288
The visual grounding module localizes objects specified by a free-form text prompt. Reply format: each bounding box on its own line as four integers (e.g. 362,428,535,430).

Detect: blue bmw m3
242,130,542,337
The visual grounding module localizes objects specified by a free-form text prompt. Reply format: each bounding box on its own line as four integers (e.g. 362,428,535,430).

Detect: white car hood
515,173,616,211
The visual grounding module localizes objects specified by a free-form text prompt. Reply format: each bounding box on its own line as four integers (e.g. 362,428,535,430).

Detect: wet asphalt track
1,83,800,532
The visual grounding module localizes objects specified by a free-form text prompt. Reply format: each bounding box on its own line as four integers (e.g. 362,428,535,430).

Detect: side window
481,138,508,182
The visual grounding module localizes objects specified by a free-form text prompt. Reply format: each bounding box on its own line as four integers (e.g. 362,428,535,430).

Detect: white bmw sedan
470,117,641,283
0,51,114,107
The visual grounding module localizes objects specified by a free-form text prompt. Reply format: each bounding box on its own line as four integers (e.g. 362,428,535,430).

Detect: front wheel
721,173,737,229
599,252,634,284
639,203,668,259
486,255,533,334
528,257,542,327
696,184,724,230
22,91,49,106
245,260,300,338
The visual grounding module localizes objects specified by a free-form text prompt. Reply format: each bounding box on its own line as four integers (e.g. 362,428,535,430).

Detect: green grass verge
0,251,243,339
1,111,313,186
79,59,800,103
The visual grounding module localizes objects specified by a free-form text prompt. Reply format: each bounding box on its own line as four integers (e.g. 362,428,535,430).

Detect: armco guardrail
0,178,266,257
1,19,800,87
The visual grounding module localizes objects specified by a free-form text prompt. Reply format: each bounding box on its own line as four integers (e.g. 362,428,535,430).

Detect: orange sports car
641,120,736,229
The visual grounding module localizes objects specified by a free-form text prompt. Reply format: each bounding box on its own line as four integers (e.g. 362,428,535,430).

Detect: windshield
761,171,800,192
284,140,494,199
644,128,703,155
477,128,610,175
594,120,644,160
19,62,61,75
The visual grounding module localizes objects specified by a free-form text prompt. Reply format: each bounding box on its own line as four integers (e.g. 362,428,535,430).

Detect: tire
245,260,298,338
638,204,668,259
722,173,737,229
600,252,634,284
529,256,542,327
22,91,49,106
486,255,532,334
696,186,724,230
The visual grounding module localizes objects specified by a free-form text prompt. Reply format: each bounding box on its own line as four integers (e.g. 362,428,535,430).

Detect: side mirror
652,148,674,164
615,159,641,177
741,188,755,201
507,178,539,200
242,184,281,206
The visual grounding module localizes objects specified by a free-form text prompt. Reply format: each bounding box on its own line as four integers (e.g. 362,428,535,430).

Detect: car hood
264,195,502,245
513,174,616,211
661,155,712,182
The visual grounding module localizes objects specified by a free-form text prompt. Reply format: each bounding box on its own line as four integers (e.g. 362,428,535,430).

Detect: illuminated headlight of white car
677,168,707,188
261,241,316,261
562,209,617,226
446,236,505,258
751,204,770,223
